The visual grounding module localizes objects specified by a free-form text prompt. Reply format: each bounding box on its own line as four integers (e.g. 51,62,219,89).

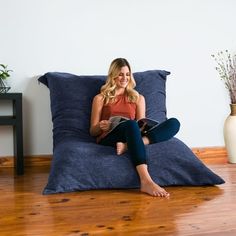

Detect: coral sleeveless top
97,94,137,142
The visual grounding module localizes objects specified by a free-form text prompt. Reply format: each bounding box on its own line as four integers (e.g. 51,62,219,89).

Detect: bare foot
140,181,170,197
116,142,127,155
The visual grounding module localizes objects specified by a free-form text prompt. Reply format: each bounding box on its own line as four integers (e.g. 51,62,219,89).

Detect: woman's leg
146,118,180,144
99,120,169,197
117,118,180,154
99,120,146,165
136,164,169,197
117,136,150,155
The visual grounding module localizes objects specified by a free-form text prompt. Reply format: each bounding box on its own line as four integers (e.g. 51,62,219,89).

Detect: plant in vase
0,64,12,93
212,50,236,163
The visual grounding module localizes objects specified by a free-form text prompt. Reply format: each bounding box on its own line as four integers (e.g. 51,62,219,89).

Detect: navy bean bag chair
38,70,224,194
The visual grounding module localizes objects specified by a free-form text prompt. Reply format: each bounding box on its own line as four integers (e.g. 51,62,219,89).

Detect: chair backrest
38,70,170,146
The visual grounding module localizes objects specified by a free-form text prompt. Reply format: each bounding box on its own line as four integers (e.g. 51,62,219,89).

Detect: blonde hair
101,58,139,104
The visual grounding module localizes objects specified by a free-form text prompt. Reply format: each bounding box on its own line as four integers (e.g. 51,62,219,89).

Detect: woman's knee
123,120,139,129
146,117,180,144
167,118,180,132
123,120,141,136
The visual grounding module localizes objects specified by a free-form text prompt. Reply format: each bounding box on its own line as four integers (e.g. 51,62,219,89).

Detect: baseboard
0,155,52,167
0,146,228,168
191,146,227,164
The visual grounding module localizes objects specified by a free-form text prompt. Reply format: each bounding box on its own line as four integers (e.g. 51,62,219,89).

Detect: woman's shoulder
94,93,103,99
137,93,145,104
93,93,104,104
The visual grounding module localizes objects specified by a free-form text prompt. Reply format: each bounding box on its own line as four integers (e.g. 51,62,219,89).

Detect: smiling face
114,66,130,89
101,58,137,104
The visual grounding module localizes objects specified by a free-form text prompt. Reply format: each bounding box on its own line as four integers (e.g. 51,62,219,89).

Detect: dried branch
212,50,236,104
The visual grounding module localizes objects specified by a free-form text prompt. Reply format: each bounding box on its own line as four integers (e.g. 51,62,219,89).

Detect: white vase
224,104,236,163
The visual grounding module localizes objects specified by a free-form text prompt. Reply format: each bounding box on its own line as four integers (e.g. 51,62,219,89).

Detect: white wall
0,0,235,156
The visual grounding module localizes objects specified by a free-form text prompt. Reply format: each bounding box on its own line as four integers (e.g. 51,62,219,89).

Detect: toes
141,183,170,198
116,143,121,155
153,191,159,197
116,142,127,155
153,189,170,198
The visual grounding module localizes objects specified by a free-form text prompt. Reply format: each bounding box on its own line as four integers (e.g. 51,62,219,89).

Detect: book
108,116,159,134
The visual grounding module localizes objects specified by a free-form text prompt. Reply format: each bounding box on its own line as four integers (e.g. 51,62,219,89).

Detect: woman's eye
118,73,130,77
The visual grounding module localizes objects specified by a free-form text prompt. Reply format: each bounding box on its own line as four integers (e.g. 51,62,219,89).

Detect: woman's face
115,66,130,89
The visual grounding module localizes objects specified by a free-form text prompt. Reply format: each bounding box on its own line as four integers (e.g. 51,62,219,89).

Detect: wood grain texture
0,146,228,168
0,163,235,235
192,146,228,164
0,155,52,167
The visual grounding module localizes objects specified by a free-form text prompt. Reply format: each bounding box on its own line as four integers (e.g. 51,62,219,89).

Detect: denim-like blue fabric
38,71,224,194
38,70,168,147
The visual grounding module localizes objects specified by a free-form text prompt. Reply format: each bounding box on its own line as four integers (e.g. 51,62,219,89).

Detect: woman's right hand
99,120,111,132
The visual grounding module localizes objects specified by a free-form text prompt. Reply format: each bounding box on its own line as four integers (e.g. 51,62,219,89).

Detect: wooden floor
0,161,236,235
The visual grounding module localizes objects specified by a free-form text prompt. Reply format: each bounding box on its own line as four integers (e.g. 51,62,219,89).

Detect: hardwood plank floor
0,162,236,236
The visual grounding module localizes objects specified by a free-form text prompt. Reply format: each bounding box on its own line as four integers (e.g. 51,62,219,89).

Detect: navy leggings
99,118,180,166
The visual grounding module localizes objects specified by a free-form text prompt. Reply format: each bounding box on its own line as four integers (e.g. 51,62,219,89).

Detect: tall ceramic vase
224,104,236,163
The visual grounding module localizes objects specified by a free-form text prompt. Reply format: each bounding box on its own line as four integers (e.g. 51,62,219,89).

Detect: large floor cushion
43,137,224,194
38,70,224,194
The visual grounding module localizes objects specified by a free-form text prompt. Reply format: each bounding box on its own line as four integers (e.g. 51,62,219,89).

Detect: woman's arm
90,94,111,137
90,94,104,136
135,94,146,120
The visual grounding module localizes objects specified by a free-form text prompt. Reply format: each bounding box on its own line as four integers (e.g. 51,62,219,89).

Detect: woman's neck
115,88,126,96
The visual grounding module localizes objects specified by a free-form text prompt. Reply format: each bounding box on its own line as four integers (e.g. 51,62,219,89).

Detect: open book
109,116,159,134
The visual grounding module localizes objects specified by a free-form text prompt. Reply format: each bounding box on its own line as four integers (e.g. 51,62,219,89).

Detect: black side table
0,93,24,175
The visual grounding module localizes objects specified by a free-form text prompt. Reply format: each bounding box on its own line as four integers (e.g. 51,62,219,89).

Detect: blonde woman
90,58,180,197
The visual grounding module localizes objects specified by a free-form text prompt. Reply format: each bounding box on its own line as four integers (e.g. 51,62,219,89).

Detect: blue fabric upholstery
38,70,224,194
38,71,168,147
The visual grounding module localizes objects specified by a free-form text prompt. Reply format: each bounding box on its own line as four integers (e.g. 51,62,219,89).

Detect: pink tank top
97,95,137,142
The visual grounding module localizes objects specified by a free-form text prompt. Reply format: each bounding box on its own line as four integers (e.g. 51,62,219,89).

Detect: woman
90,58,180,197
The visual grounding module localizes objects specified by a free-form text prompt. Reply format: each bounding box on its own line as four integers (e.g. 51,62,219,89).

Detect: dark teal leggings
99,118,180,166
